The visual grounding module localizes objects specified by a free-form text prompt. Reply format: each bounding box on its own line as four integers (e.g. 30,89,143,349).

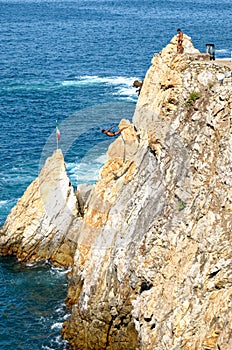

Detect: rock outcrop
0,149,82,267
1,35,231,349
63,36,232,349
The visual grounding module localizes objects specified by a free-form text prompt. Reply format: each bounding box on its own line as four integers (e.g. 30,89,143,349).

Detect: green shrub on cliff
187,91,200,105
178,200,185,211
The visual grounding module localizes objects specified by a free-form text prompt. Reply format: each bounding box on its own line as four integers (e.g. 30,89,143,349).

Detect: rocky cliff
62,35,232,350
1,35,232,350
0,149,82,267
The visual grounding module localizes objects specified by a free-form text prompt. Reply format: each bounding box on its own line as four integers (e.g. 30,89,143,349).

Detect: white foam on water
51,322,63,330
66,162,79,173
61,75,140,98
124,96,138,102
60,75,140,103
66,157,105,186
61,80,81,86
0,199,8,208
113,86,138,101
55,306,65,314
215,49,230,54
25,262,38,267
117,86,137,96
50,265,72,276
53,335,67,347
77,75,137,86
63,313,71,320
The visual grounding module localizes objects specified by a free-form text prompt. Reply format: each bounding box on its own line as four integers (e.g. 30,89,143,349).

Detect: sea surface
0,0,231,348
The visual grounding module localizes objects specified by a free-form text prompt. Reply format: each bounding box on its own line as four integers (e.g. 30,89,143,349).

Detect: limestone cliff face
0,149,81,267
63,36,232,349
0,35,231,350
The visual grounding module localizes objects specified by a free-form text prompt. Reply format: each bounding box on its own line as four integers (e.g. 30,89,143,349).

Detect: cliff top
1,34,231,350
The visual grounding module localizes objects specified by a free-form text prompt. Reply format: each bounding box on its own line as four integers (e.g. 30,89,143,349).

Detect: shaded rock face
63,36,232,349
0,150,81,267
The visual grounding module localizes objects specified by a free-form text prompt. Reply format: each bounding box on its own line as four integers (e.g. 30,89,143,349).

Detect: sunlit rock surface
1,34,231,349
63,36,232,350
0,149,82,267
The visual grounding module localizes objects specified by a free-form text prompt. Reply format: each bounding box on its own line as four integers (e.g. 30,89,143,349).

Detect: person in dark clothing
133,79,144,95
101,126,128,137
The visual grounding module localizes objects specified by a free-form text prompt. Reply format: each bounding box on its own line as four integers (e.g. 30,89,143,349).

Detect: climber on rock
100,126,128,137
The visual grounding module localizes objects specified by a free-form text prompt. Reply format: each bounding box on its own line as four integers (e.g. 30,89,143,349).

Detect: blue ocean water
0,0,231,349
0,257,69,349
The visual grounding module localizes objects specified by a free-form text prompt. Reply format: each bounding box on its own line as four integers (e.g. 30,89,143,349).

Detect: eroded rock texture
0,149,81,267
1,34,231,350
63,36,232,349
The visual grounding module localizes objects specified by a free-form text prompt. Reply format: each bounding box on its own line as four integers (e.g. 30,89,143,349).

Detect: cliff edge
1,35,231,350
63,36,232,349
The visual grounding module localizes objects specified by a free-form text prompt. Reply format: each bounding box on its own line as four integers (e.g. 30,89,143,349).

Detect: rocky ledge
1,35,232,349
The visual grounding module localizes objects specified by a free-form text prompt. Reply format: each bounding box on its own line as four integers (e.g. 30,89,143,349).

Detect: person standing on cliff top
177,28,183,54
100,126,128,137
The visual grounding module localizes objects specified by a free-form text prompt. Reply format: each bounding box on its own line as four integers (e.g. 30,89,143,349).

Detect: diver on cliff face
100,126,128,137
133,79,144,95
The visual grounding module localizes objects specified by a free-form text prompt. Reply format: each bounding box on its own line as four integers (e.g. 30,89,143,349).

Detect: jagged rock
0,149,82,267
1,34,231,350
63,35,232,350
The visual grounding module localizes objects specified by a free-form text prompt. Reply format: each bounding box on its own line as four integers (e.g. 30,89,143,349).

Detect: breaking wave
61,75,139,100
